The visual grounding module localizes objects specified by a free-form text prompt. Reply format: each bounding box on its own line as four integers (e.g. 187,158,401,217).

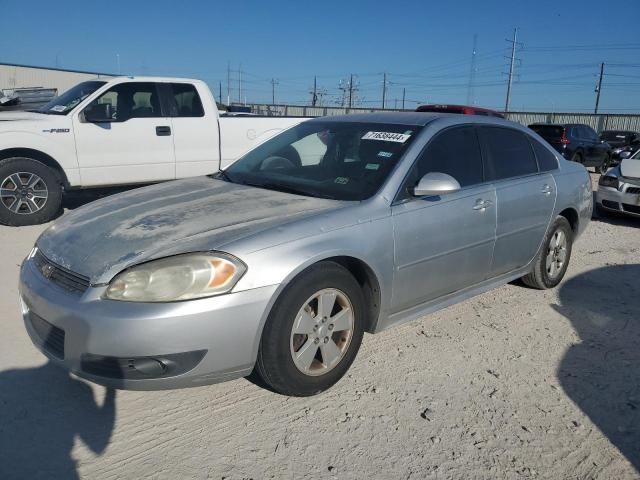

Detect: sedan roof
309,111,515,127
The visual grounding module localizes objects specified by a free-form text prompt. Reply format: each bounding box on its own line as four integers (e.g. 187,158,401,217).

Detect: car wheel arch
0,148,68,186
558,207,579,234
248,253,384,366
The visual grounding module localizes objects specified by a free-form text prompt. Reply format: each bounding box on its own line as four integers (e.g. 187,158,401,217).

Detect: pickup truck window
86,82,164,121
223,121,421,201
37,80,106,115
170,83,204,117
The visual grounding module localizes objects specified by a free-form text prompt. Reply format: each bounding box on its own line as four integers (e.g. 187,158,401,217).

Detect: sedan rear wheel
521,216,573,289
255,262,365,396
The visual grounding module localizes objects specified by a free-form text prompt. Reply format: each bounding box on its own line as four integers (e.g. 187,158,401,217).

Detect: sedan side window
479,127,538,180
415,126,484,187
529,136,559,171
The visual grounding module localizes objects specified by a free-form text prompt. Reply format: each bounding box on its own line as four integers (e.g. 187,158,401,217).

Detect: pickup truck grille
32,250,90,295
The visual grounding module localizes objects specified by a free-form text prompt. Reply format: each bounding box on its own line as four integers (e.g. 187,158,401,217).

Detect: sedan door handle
156,126,171,136
541,184,553,195
472,199,493,211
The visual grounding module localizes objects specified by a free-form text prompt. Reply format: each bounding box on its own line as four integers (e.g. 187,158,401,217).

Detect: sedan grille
626,187,640,195
32,250,90,295
28,312,65,359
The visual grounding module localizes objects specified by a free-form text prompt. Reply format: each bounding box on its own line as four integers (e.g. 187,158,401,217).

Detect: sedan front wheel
255,262,365,396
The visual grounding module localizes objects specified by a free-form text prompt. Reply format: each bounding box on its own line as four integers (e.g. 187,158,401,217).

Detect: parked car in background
596,150,640,218
528,123,611,173
416,104,504,118
20,112,591,396
0,77,309,226
599,130,640,161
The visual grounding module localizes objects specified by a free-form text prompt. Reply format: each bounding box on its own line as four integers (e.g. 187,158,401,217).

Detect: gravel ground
1,173,639,480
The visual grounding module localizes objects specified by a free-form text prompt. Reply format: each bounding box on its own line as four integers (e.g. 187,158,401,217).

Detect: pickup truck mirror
83,103,113,123
413,172,461,197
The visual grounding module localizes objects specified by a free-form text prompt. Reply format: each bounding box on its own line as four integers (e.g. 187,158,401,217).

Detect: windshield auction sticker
362,131,411,143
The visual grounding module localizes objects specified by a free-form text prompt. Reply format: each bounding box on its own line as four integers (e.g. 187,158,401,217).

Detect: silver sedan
19,113,592,396
596,151,640,219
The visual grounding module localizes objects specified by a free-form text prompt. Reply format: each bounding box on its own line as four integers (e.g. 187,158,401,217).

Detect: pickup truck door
72,81,175,186
162,82,221,178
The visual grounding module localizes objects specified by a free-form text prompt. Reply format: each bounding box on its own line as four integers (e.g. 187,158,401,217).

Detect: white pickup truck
0,76,308,226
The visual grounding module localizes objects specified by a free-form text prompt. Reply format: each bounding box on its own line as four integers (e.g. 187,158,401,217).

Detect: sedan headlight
105,253,246,302
598,175,619,189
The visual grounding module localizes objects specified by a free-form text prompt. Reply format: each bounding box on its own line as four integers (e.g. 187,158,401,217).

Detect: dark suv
528,123,611,173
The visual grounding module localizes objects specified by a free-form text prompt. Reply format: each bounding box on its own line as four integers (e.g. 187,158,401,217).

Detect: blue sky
2,0,639,112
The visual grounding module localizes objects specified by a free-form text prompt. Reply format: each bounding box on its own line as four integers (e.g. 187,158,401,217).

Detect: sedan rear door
477,126,557,277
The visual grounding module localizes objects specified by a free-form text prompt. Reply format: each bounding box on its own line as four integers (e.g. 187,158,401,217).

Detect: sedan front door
391,126,497,313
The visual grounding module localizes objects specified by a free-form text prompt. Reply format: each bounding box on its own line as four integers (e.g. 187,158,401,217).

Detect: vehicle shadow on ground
0,361,116,480
554,264,640,473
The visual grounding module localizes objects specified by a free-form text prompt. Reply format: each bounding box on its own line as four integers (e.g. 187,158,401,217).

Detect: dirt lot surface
1,173,639,479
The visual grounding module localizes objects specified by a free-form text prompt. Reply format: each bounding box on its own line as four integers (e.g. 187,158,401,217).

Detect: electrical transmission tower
309,76,327,106
504,28,522,113
338,75,359,108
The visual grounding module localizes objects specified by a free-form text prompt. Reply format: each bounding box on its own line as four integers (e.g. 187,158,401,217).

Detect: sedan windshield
222,121,421,201
37,80,106,115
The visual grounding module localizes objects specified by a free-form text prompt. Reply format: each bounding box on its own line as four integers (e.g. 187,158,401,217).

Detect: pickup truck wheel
521,216,573,290
0,158,63,226
255,261,365,396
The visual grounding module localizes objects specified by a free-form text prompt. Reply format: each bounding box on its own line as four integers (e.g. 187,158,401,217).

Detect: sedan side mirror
413,172,461,197
83,103,113,123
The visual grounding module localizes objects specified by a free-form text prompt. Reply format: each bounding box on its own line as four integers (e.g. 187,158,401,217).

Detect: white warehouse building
0,63,114,105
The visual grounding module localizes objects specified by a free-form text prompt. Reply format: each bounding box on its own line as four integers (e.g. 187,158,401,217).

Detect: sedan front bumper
19,258,278,390
596,183,640,218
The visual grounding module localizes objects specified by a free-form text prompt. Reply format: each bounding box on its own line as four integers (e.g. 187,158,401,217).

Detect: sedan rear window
480,127,538,180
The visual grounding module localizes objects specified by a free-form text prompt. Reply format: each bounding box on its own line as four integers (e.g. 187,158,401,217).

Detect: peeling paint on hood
620,158,640,179
36,177,341,283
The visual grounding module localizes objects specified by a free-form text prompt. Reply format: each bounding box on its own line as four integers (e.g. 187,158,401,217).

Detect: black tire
597,154,611,174
0,157,63,226
571,151,583,164
255,261,365,396
522,216,573,290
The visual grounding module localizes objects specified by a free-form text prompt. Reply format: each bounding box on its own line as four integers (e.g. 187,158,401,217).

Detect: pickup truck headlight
598,175,619,189
104,253,246,302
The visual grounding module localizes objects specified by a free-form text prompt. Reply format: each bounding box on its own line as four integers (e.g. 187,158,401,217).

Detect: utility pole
312,76,317,106
227,64,231,105
595,62,604,114
504,28,519,113
382,72,387,109
467,34,478,105
402,88,406,110
271,78,279,105
348,73,354,109
238,64,242,104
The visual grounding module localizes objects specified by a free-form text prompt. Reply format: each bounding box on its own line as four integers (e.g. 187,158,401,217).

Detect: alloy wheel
0,172,49,214
290,288,354,376
545,229,567,279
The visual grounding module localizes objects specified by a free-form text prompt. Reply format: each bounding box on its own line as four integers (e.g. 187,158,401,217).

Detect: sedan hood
620,158,640,179
37,177,340,283
0,110,49,121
